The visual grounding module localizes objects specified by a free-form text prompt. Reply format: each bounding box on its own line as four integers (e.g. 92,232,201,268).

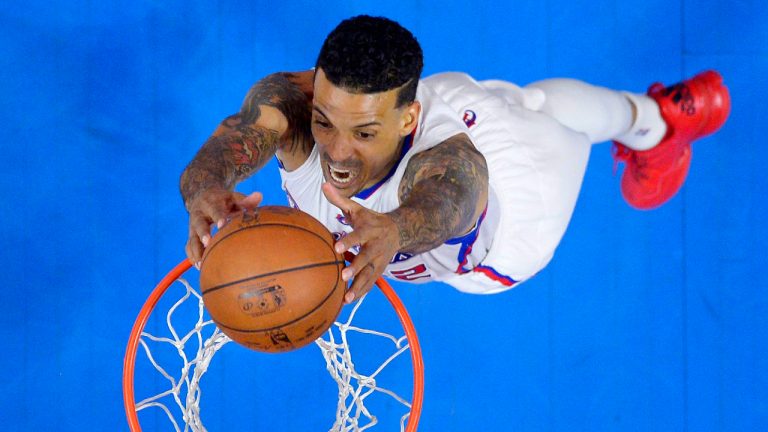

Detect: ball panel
239,205,336,242
200,225,337,293
216,279,344,352
203,261,344,331
197,207,346,353
204,205,335,253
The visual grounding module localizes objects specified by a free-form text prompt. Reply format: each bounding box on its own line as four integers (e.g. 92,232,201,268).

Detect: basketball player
180,15,730,303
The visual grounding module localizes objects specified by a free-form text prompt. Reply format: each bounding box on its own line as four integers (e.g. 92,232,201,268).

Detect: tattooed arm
321,133,488,303
180,71,314,206
390,133,488,253
180,71,314,264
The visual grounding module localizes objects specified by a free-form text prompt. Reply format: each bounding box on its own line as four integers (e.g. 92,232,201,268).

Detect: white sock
614,92,668,151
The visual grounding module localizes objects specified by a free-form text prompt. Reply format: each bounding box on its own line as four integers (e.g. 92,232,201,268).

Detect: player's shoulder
420,72,482,96
411,79,470,149
408,133,477,163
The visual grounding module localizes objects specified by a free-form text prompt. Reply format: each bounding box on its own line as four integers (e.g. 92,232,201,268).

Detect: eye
356,131,375,140
313,119,331,129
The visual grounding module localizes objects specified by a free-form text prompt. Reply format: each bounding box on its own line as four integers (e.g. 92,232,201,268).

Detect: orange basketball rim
123,259,425,431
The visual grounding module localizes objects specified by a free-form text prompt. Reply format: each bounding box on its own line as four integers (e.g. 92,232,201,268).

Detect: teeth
329,165,353,184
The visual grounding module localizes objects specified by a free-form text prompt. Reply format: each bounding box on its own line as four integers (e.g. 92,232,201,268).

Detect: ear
399,100,421,137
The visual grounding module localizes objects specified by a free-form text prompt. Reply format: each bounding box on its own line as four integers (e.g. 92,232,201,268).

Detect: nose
322,136,354,163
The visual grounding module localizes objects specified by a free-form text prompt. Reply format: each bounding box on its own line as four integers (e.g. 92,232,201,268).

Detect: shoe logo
635,128,650,136
663,83,696,116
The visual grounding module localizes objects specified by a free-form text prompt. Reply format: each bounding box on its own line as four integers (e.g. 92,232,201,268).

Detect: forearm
388,180,483,254
389,135,489,254
180,121,280,208
180,72,313,209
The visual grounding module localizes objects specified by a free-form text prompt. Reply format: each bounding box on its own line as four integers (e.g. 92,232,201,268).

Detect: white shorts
423,73,592,294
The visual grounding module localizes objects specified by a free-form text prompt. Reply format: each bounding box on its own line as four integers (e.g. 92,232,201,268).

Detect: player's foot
613,70,730,209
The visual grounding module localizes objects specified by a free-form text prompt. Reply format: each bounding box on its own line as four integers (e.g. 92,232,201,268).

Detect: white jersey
278,80,501,286
279,72,592,294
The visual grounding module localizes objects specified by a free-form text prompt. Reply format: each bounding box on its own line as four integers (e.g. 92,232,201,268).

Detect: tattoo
180,122,280,207
240,73,313,155
389,134,488,254
180,72,313,208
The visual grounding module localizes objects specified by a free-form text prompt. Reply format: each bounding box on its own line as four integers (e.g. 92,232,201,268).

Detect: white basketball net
135,278,413,431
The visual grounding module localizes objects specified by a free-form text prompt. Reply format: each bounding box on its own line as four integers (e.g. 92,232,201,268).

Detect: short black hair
316,15,424,108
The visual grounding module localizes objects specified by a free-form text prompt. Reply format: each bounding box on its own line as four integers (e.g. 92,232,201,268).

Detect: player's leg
522,78,665,150
523,73,730,209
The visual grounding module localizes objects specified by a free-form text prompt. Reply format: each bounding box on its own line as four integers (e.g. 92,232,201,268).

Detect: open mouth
327,164,357,185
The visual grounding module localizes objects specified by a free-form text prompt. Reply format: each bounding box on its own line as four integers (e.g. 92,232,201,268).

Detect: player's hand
185,189,263,267
322,183,400,304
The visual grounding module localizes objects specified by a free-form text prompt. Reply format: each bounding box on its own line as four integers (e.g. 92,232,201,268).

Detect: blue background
1,0,766,430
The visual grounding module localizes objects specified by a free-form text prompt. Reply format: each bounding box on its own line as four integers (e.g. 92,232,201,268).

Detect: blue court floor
1,1,766,430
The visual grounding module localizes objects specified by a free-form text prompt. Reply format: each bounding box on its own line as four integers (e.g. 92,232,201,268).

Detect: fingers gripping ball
200,206,346,353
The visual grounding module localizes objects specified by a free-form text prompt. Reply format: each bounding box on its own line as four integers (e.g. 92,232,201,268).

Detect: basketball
199,206,346,353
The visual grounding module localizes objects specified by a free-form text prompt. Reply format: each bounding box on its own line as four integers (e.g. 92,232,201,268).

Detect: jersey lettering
390,264,431,281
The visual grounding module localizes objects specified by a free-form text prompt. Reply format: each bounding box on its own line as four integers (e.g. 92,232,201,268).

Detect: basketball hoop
123,259,424,431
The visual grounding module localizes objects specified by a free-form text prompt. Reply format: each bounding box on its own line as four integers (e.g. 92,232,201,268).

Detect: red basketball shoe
613,70,730,209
